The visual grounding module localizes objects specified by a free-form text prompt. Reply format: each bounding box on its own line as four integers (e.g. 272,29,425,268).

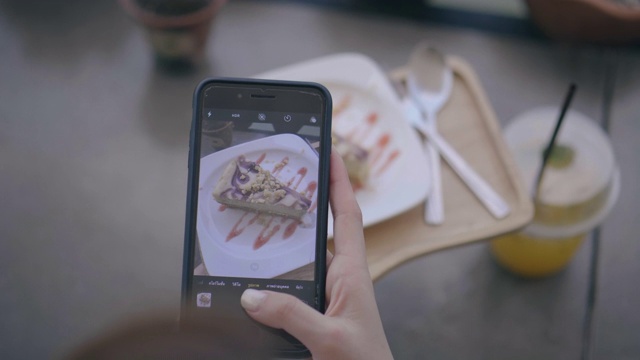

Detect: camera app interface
191,85,324,316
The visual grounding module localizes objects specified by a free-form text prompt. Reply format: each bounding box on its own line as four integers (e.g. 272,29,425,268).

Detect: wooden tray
329,56,534,281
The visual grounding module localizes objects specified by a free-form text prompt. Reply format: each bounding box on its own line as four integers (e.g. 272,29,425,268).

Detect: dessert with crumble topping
213,156,312,221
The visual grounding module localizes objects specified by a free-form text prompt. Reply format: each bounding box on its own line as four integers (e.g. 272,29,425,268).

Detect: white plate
197,134,318,278
257,53,431,237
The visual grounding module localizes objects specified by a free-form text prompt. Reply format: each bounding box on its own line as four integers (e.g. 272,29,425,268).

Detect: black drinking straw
534,83,577,200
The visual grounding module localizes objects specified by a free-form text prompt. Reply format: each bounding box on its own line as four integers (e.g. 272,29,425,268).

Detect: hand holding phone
182,78,332,357
240,150,394,360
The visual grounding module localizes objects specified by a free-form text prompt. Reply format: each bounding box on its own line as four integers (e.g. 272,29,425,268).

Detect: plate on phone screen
257,53,431,237
198,134,318,279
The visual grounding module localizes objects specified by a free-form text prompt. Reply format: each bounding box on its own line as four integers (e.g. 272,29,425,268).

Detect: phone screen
182,79,331,355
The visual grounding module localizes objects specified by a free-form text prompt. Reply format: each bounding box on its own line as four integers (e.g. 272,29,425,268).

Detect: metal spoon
406,42,511,221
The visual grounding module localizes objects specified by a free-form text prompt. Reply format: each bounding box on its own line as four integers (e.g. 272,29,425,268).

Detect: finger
329,148,366,260
241,289,330,349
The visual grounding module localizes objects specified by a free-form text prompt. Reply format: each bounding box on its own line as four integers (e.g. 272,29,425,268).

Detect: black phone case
180,77,332,358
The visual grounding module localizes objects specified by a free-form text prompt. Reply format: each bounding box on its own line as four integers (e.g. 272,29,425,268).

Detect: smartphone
181,78,332,358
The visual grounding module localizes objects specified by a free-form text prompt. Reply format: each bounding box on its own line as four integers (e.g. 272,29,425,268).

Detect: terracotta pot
120,0,227,70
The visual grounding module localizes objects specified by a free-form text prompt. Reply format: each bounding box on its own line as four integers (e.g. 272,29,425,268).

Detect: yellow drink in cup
491,107,620,278
492,230,587,278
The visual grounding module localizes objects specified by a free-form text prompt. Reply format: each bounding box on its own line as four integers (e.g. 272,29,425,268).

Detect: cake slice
213,156,311,220
333,133,370,188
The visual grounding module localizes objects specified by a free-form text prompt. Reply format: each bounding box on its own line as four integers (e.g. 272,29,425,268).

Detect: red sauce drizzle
375,149,401,176
366,112,378,125
370,133,391,165
218,205,227,212
377,133,391,148
304,181,318,212
304,181,317,198
226,212,259,242
287,167,308,190
347,112,378,142
256,152,266,165
272,157,289,176
254,219,281,250
283,221,298,239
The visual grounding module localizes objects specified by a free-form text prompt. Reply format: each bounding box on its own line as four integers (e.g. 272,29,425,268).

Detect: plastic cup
491,107,619,278
120,0,227,72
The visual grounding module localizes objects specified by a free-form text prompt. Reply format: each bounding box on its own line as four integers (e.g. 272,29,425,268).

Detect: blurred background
0,0,638,359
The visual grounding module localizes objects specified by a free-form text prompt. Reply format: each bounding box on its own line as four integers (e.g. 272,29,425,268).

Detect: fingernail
241,289,266,312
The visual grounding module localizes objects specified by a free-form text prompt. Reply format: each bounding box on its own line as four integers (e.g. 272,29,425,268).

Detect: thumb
241,289,330,348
